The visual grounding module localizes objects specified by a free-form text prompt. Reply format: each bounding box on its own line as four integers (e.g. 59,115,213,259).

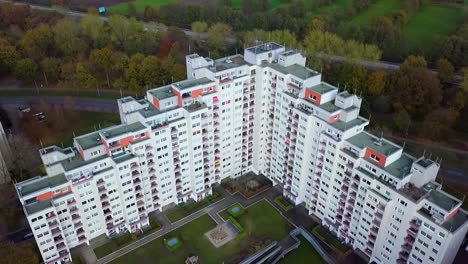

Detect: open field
346,0,402,26
403,4,463,53
280,235,326,264
231,0,286,9
108,0,181,13
110,200,292,264
307,0,352,18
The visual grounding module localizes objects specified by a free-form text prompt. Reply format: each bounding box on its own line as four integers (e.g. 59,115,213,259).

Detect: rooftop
113,152,137,164
25,199,52,215
246,42,283,54
441,209,468,232
427,190,460,211
75,131,102,150
173,77,214,90
149,86,175,100
331,117,368,132
101,122,147,139
18,173,68,197
308,83,336,95
416,158,434,168
137,103,163,118
316,101,341,113
267,63,319,80
337,91,353,98
347,132,401,156
399,183,428,202
209,55,248,72
61,153,108,171
382,154,413,179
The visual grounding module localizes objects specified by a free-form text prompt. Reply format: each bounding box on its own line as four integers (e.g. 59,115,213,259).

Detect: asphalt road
0,97,118,113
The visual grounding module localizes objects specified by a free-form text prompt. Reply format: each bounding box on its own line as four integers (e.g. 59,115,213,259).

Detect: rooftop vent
225,59,232,63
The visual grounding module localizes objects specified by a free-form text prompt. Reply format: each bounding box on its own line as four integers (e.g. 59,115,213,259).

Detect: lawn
403,4,463,53
231,0,286,9
307,0,352,18
280,235,326,264
312,226,350,254
346,0,402,26
274,196,293,210
166,191,223,223
111,200,293,264
53,111,120,146
108,0,181,14
94,219,162,258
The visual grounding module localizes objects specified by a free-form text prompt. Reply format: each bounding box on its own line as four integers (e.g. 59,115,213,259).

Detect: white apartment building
15,43,467,264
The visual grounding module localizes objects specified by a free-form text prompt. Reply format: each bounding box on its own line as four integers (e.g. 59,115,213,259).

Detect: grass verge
274,196,293,211
312,225,350,255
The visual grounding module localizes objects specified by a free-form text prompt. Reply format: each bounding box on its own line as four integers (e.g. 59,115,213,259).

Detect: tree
75,62,98,89
400,55,427,72
90,47,114,88
0,239,39,264
308,16,327,32
393,109,411,132
332,62,367,94
440,35,466,68
41,57,62,85
462,68,468,93
81,14,109,49
393,67,442,116
0,38,18,71
54,18,87,57
15,59,37,82
419,108,459,139
436,58,454,83
207,23,232,54
3,134,40,182
191,21,208,41
19,24,54,60
127,3,137,17
108,15,145,54
143,6,157,20
366,70,387,96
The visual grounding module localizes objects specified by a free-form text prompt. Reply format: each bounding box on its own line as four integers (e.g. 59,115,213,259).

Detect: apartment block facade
15,43,467,264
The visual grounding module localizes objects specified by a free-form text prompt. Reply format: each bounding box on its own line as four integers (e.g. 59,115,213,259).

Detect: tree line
0,3,186,93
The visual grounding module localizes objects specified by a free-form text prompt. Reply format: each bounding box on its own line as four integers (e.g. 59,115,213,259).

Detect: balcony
404,236,415,245
372,219,381,227
54,236,64,243
105,217,113,223
51,228,61,235
410,219,421,229
97,179,105,186
74,222,83,228
70,207,78,213
147,154,154,159
104,209,112,216
368,234,376,241
366,241,374,248
98,187,107,194
76,228,85,235
364,248,372,256
131,163,139,170
345,207,353,213
343,179,350,186
345,163,354,168
56,242,66,250
153,196,160,201
132,171,140,178
102,202,110,208
145,145,153,151
399,251,410,260
100,194,109,200
370,227,379,234
46,213,57,220
71,214,81,221
407,227,418,237
351,183,358,191
401,243,412,252
78,236,87,242
148,161,155,166
349,192,357,199
341,186,349,192
49,221,59,228
397,259,407,264
67,199,76,206
375,212,383,219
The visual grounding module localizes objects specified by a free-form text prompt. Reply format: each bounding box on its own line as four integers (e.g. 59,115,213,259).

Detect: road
0,97,118,113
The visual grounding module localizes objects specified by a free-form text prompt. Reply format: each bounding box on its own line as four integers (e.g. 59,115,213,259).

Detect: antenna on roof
428,153,432,160
72,131,76,138
39,139,44,149
422,149,426,158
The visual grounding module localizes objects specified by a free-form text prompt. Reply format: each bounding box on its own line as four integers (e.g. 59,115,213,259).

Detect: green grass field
307,0,352,18
231,0,285,9
108,0,181,14
347,0,402,26
280,235,325,264
403,4,463,53
110,200,292,264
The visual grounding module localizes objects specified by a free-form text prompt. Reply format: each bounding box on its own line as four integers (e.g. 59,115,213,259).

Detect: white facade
16,43,467,264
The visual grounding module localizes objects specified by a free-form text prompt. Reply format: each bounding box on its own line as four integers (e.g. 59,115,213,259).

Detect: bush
274,196,293,210
236,231,247,241
229,216,244,232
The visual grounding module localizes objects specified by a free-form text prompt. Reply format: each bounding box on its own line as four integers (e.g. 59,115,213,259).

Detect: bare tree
3,134,41,182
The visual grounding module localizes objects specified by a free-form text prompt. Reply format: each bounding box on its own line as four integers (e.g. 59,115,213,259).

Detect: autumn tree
90,47,114,88
81,14,109,49
308,16,327,32
0,238,39,264
436,58,454,83
15,59,38,83
393,67,442,116
207,23,232,56
332,62,367,94
143,6,157,20
400,55,427,72
3,134,41,181
41,57,62,86
20,24,54,60
366,70,387,96
0,38,18,71
392,109,411,132
191,21,208,41
419,108,459,139
109,15,146,54
54,18,87,57
75,62,98,89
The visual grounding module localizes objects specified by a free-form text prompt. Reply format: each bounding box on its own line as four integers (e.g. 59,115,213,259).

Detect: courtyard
109,199,293,264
